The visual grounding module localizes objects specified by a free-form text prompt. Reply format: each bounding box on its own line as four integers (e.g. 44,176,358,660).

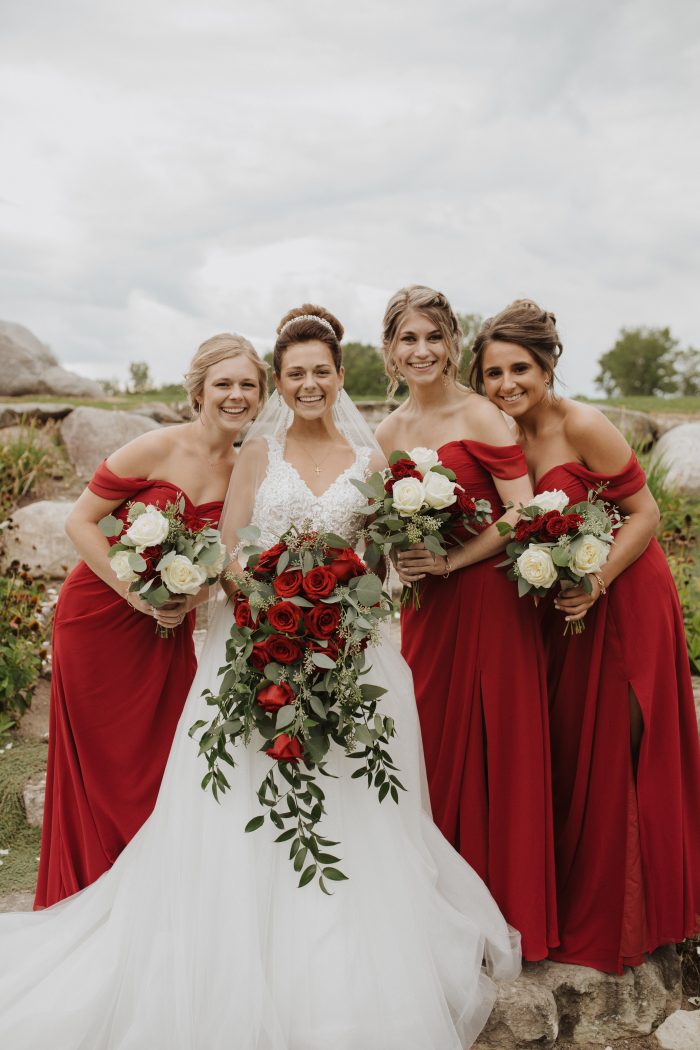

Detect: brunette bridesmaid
35,334,267,908
375,286,558,961
474,299,700,972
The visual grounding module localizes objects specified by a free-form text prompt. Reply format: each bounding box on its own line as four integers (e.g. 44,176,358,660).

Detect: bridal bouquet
99,497,226,636
496,488,621,634
190,525,400,892
352,447,492,608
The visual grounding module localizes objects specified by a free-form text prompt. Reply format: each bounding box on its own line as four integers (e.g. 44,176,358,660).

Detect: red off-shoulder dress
401,440,559,961
34,461,223,909
538,454,700,972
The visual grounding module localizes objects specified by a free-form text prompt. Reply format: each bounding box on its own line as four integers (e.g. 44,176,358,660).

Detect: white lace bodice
250,436,373,549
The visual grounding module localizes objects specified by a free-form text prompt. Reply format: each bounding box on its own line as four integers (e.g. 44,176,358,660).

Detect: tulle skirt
0,608,520,1049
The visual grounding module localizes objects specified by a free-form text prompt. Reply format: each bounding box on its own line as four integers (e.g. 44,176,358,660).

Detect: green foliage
0,421,60,519
456,312,483,382
595,326,697,397
128,360,153,394
0,570,51,728
0,738,46,892
340,342,387,398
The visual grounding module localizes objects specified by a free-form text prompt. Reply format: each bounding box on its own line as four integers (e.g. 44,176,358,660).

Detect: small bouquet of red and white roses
99,496,226,636
352,446,492,608
496,488,622,634
190,525,400,892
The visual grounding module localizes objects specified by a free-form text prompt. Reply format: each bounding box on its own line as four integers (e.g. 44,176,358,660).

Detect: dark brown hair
469,299,563,393
273,304,344,376
381,285,462,396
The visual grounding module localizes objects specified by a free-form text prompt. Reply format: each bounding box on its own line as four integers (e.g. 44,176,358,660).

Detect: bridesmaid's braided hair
381,285,463,397
468,300,563,394
273,304,344,376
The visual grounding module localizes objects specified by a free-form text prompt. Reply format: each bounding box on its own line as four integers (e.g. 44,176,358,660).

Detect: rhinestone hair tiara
278,314,337,339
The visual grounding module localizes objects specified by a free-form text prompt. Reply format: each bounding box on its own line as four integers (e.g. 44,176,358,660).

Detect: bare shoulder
462,392,517,446
106,425,183,478
374,406,405,455
562,399,631,470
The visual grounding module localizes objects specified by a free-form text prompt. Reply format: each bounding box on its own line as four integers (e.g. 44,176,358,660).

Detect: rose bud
266,733,303,763
327,548,366,583
256,682,295,712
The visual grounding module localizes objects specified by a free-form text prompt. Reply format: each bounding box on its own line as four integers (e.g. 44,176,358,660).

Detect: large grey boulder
1,500,78,577
650,422,700,496
595,404,657,448
60,406,160,478
655,1009,700,1049
0,321,104,398
0,401,74,427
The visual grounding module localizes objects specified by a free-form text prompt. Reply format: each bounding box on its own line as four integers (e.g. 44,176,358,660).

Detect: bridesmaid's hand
154,596,189,629
554,576,603,623
396,544,448,583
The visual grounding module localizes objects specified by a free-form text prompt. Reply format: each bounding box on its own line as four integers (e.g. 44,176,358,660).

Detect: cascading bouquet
189,525,401,893
351,446,492,608
496,488,622,634
99,497,226,636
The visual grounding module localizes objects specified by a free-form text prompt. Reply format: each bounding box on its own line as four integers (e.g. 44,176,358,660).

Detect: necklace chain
287,438,335,476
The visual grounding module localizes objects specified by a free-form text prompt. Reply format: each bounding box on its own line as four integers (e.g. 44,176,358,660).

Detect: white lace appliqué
251,436,373,549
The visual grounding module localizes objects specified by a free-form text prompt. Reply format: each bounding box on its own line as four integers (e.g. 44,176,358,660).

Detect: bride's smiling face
275,341,344,420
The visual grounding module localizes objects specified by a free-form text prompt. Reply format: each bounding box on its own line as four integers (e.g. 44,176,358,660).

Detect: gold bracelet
592,572,607,596
442,554,452,579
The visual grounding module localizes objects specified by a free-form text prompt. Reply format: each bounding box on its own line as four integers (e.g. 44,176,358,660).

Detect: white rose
110,549,139,583
408,447,440,476
160,554,208,595
526,489,569,514
516,547,558,589
124,506,170,549
391,476,425,516
569,534,610,576
206,541,227,577
422,470,458,510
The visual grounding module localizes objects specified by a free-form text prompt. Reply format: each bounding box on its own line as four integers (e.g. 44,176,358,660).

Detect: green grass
0,738,46,893
2,391,187,410
583,395,700,415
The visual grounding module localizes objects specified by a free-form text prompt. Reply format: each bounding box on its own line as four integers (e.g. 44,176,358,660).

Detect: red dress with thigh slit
401,440,559,961
34,461,223,909
537,454,700,972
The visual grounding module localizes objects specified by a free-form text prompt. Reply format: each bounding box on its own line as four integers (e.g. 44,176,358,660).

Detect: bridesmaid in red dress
375,286,558,961
474,299,700,972
35,334,267,908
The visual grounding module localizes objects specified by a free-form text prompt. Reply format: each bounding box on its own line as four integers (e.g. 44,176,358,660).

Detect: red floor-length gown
34,461,223,909
538,454,700,973
401,440,559,961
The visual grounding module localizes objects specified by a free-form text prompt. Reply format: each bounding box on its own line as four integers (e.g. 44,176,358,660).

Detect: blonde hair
381,285,462,396
184,333,268,413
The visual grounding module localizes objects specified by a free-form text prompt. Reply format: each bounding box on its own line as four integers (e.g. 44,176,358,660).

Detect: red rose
256,682,295,712
303,603,342,638
267,600,303,634
253,542,288,578
563,513,584,530
455,491,477,517
273,570,303,598
327,547,366,582
249,640,271,671
301,566,337,600
544,512,570,538
384,458,423,493
234,597,254,629
309,637,342,662
266,733,303,763
267,634,303,664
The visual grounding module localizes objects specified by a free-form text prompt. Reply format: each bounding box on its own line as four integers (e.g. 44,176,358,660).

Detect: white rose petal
516,547,558,589
207,541,227,577
526,489,570,514
391,476,425,517
408,447,440,476
124,506,170,549
160,554,208,595
569,534,610,576
422,471,457,510
110,549,139,583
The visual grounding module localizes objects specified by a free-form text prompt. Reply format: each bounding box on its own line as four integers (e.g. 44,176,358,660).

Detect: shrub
0,420,61,519
0,566,52,734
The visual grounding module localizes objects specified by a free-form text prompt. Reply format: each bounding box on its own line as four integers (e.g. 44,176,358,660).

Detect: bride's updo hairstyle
184,333,268,414
381,285,463,397
273,304,344,375
469,300,563,395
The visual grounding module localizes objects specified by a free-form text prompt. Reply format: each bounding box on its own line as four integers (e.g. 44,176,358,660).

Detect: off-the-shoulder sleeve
463,440,528,480
567,452,646,501
87,460,149,500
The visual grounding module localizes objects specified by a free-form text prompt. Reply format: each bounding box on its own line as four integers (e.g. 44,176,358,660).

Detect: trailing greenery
0,738,46,893
0,569,51,736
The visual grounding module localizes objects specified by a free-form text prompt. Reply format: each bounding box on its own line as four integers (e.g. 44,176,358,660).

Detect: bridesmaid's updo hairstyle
469,300,563,394
382,285,463,397
184,333,268,414
273,304,344,375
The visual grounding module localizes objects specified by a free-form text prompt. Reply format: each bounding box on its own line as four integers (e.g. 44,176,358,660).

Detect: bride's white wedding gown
0,437,520,1050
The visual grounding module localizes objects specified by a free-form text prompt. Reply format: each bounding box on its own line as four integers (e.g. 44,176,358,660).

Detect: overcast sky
1,0,698,395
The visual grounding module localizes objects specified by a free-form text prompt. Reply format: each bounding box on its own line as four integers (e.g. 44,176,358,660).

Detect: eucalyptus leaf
98,514,124,538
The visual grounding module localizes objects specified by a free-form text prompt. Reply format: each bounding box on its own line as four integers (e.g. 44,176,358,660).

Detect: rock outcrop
60,406,160,478
0,500,79,577
595,404,658,448
655,1008,700,1049
0,401,75,427
0,321,104,398
650,422,700,496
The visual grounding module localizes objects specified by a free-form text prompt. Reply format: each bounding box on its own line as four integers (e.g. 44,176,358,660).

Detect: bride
0,305,520,1050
